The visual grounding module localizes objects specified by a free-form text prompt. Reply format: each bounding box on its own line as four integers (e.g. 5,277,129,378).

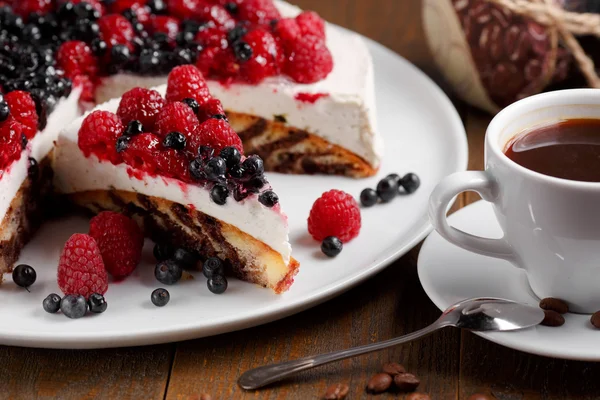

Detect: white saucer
419,200,600,361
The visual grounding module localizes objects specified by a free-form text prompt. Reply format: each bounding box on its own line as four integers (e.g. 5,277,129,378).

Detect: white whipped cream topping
0,87,82,221
96,0,382,168
53,92,292,264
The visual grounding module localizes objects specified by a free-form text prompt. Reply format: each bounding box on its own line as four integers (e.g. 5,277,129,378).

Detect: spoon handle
238,320,447,390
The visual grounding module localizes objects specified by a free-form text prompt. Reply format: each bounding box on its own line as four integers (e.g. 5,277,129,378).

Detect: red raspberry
237,0,280,26
195,4,235,30
166,65,211,105
58,0,105,16
56,41,98,79
191,118,243,155
284,35,333,84
72,75,96,105
240,29,281,84
197,98,225,123
89,211,144,279
274,18,301,43
57,233,109,299
150,15,180,41
296,11,326,39
0,119,24,173
121,132,161,175
156,148,191,181
4,91,38,139
117,87,165,130
195,27,228,49
167,0,205,20
98,14,135,48
108,0,142,13
13,0,53,18
195,47,220,77
154,102,200,140
307,190,361,242
78,110,124,164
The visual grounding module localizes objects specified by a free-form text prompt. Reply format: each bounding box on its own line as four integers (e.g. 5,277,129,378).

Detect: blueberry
224,2,239,14
111,44,130,65
242,155,264,178
189,157,205,181
173,248,197,269
258,190,278,207
43,293,61,314
0,101,10,122
360,188,378,207
227,24,247,44
124,120,143,136
219,146,241,169
151,288,170,307
321,236,343,258
153,243,174,261
163,131,186,150
205,157,226,181
232,41,252,62
212,114,228,121
154,260,183,285
245,176,266,192
147,0,167,14
400,173,421,194
60,295,87,319
91,38,108,56
207,274,228,294
116,136,131,153
386,173,401,184
181,98,199,114
202,257,224,278
88,293,107,313
21,134,27,150
12,264,36,288
138,49,162,74
210,183,229,205
28,157,38,180
176,31,195,46
173,47,194,65
376,176,399,202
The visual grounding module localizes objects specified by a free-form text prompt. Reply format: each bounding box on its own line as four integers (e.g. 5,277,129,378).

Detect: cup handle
429,171,516,263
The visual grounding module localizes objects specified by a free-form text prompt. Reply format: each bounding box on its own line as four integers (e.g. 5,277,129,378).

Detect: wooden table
3,1,600,399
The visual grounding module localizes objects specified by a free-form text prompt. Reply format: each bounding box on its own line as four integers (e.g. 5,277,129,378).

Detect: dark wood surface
0,1,594,399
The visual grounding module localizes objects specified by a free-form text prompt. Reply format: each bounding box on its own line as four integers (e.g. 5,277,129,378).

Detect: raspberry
167,0,204,20
78,110,124,164
108,0,142,14
89,211,144,279
13,0,53,18
156,148,191,181
274,18,301,43
98,14,135,48
72,75,96,105
0,119,23,173
4,91,38,139
296,11,326,39
307,190,361,242
117,87,165,130
122,132,162,175
195,47,220,77
197,98,225,123
195,27,228,49
57,233,108,299
195,4,235,30
56,41,98,79
150,15,180,41
284,35,333,84
154,102,200,140
166,65,211,105
191,118,243,155
240,29,281,84
237,0,280,26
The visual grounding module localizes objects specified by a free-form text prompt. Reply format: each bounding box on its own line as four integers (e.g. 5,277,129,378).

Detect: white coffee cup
429,89,600,314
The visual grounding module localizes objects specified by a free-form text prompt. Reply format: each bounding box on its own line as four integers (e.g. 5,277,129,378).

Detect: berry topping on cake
166,0,203,20
121,132,161,174
308,189,361,242
283,34,333,84
13,0,54,19
166,65,211,105
78,110,124,164
56,41,98,80
194,118,243,154
0,119,24,173
150,15,180,41
89,211,144,279
154,101,200,139
197,98,225,123
57,233,109,299
98,14,135,49
4,91,38,139
236,0,281,26
117,87,166,129
240,29,281,83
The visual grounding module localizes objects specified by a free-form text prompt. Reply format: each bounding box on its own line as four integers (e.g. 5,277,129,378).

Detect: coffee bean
393,372,420,392
366,373,393,394
539,297,569,314
407,393,432,400
591,311,600,329
467,394,495,400
323,383,349,399
541,310,565,327
382,362,406,376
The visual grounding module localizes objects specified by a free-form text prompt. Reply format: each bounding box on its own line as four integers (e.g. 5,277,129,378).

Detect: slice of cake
53,66,299,293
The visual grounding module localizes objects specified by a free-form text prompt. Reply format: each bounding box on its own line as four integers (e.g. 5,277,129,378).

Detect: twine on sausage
488,0,600,88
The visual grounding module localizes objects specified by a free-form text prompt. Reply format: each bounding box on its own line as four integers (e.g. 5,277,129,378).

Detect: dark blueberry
88,293,108,313
321,236,343,258
121,8,137,22
242,155,264,178
0,101,8,122
154,260,183,285
132,21,145,33
181,97,199,114
189,157,205,181
21,133,27,150
12,264,36,288
269,19,279,28
202,257,224,278
245,176,266,193
172,47,194,65
116,136,131,153
57,2,76,20
228,164,245,180
224,2,239,14
28,157,38,180
207,275,228,294
227,24,247,44
198,145,214,160
111,44,130,65
91,38,108,56
125,120,144,136
60,295,87,319
258,190,278,208
147,0,167,14
219,146,241,169
205,157,227,181
386,173,401,184
176,30,195,46
153,243,174,261
23,24,42,42
173,248,197,270
153,32,171,50
74,20,100,41
138,49,162,74
212,114,228,121
232,185,250,202
399,173,421,194
376,176,399,203
232,41,252,62
74,2,98,19
360,188,378,207
210,183,229,205
43,293,61,314
163,131,186,150
151,288,170,307
62,78,73,97
181,19,201,34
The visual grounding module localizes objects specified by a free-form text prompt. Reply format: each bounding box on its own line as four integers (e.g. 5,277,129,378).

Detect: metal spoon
238,297,544,390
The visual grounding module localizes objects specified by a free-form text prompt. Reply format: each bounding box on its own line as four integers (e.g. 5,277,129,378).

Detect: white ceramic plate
0,32,468,349
419,201,600,361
